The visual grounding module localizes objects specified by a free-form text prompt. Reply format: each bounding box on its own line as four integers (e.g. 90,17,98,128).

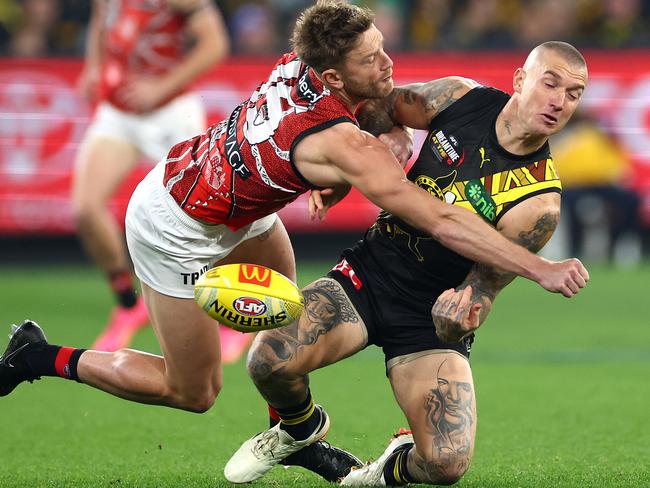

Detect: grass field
0,261,648,487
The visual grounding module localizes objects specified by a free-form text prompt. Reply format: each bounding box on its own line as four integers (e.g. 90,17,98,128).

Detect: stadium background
0,1,648,487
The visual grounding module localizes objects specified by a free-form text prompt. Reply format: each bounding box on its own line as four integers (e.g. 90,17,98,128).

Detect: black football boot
281,440,363,482
0,320,47,396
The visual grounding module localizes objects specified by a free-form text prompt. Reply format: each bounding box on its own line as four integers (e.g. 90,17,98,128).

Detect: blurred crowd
1,0,649,57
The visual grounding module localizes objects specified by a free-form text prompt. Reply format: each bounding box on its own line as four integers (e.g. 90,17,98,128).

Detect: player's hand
536,257,589,298
116,76,170,113
77,65,100,102
308,185,351,221
378,126,413,168
432,286,484,342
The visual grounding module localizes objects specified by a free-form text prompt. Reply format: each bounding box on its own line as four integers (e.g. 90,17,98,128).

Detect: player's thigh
141,282,221,392
388,351,477,465
216,216,296,282
73,104,143,206
249,277,368,376
72,134,141,207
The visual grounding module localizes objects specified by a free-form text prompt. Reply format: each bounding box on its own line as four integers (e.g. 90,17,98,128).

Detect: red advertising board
1,51,649,234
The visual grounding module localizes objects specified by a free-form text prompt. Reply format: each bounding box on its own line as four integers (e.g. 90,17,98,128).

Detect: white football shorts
125,163,278,298
85,92,206,162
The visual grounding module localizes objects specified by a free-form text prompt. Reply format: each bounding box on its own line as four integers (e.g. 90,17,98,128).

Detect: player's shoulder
459,84,510,108
431,84,509,127
444,76,481,93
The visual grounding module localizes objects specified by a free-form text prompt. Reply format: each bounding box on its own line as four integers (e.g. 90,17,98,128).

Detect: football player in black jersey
225,41,589,485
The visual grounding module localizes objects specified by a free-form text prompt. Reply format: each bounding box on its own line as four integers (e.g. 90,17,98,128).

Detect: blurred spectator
405,0,452,51
598,0,648,47
446,0,516,49
228,2,279,53
3,0,650,55
7,0,61,57
0,0,24,54
552,111,642,266
515,0,579,48
364,0,404,51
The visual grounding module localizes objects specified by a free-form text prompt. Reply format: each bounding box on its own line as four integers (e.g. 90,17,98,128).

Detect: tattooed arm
356,76,480,136
433,192,561,342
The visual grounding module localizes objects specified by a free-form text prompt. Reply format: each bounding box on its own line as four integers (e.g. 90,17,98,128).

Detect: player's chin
382,76,394,91
374,78,394,98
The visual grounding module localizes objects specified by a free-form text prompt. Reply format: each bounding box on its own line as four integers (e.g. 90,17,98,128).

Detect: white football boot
340,430,414,486
224,405,331,483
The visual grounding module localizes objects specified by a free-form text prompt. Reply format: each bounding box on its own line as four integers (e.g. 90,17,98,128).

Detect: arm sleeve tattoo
459,211,559,322
356,78,470,136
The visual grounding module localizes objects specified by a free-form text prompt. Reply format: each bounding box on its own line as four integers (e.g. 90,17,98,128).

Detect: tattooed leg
388,350,476,485
246,278,367,409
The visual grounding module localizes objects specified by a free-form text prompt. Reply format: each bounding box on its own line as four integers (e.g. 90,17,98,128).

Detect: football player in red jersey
2,2,587,480
71,0,237,355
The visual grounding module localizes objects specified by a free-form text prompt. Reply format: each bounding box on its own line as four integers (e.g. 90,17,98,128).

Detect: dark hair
537,41,587,69
291,0,374,73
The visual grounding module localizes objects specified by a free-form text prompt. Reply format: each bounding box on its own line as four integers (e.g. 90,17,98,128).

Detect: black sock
276,390,322,441
24,343,86,382
383,443,415,486
109,270,137,308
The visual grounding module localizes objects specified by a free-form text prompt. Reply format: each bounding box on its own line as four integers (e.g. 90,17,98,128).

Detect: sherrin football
194,263,304,333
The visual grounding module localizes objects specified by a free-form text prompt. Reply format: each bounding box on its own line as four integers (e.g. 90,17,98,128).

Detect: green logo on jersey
465,179,496,222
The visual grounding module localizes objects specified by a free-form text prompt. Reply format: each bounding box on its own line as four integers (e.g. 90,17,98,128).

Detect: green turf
0,262,648,487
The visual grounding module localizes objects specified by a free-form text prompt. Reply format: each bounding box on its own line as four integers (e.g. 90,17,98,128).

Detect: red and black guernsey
100,0,190,112
163,52,357,230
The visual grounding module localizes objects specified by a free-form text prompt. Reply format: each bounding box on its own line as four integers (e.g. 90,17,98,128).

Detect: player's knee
172,381,222,413
181,390,219,413
71,200,99,230
245,331,288,384
420,452,470,485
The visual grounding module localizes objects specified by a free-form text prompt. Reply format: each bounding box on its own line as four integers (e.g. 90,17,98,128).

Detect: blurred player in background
224,40,589,485
72,0,238,356
1,1,586,480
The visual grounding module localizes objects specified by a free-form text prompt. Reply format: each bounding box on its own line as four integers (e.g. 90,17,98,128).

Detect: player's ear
322,68,344,90
513,68,525,94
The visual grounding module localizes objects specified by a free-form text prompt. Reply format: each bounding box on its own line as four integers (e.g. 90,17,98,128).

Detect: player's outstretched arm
356,76,479,135
295,124,588,297
433,193,570,342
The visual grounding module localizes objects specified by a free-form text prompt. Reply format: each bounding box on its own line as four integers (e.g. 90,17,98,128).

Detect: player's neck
328,84,362,113
314,72,362,113
495,100,548,155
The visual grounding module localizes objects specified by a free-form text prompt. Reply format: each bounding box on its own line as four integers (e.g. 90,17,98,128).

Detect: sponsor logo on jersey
225,104,251,179
233,297,267,316
331,258,363,290
296,69,325,105
430,130,465,167
465,179,496,222
479,147,491,168
238,264,272,287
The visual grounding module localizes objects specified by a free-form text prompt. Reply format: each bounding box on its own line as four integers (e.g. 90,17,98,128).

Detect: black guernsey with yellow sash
328,86,562,363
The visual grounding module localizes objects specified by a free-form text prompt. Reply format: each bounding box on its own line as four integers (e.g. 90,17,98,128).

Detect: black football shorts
326,250,472,368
